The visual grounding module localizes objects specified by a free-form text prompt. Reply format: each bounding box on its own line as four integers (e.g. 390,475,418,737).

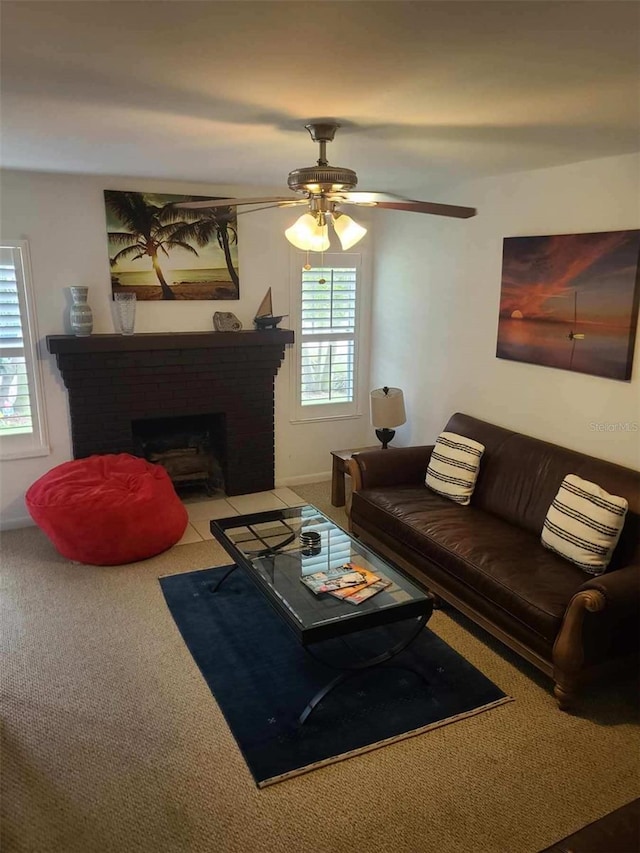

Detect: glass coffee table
210,504,433,723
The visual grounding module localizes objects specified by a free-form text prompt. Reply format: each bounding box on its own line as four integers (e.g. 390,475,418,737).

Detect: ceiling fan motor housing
287,164,358,195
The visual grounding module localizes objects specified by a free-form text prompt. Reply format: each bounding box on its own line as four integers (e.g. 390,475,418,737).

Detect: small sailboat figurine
254,288,287,329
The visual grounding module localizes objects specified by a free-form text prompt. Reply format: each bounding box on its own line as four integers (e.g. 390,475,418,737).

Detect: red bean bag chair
26,454,188,565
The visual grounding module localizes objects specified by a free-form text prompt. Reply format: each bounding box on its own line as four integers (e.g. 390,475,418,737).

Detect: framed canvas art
496,230,640,380
104,190,239,301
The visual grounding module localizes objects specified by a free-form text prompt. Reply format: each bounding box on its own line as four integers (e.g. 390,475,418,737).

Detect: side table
330,446,379,506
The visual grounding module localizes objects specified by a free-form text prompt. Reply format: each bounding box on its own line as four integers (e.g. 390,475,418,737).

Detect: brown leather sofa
348,413,640,708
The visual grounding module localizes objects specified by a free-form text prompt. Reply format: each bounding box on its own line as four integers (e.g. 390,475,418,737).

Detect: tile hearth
175,487,306,545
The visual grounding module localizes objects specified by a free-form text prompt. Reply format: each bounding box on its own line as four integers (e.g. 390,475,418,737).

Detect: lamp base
375,428,396,450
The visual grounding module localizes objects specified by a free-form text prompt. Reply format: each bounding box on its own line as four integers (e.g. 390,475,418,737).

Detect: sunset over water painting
496,230,640,380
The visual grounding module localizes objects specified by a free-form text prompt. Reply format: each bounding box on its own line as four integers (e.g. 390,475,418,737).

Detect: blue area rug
160,565,512,787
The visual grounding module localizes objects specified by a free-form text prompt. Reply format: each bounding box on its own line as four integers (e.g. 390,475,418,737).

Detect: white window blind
300,266,357,406
0,242,48,459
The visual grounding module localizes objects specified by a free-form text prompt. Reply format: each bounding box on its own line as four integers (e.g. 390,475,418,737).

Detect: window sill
289,413,363,425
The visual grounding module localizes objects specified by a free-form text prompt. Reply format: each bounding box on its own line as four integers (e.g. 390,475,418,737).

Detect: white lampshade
285,213,330,251
370,386,406,428
332,212,367,250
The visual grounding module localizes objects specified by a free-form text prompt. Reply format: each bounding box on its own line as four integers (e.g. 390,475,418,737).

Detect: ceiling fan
177,121,476,251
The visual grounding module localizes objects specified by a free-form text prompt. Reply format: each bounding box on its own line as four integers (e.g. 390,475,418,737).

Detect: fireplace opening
132,414,226,496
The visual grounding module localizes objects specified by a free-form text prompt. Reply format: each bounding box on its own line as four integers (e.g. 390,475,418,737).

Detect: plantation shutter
0,242,48,457
300,266,357,406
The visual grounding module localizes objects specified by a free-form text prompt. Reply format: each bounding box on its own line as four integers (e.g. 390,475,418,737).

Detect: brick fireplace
47,330,293,495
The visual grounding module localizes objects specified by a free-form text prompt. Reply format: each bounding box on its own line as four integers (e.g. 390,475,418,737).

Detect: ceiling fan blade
338,192,476,219
236,201,307,215
175,196,301,210
373,201,476,218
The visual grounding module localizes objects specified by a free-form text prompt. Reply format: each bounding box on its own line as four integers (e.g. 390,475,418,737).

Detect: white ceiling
1,1,639,197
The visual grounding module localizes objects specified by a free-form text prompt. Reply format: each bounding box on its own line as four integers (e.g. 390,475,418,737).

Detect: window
0,241,48,459
291,252,365,421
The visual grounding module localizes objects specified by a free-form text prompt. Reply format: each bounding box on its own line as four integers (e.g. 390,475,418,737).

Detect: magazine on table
300,566,368,594
343,578,391,605
328,565,382,600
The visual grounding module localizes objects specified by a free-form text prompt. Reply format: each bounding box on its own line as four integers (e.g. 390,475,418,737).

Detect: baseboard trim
1,515,36,532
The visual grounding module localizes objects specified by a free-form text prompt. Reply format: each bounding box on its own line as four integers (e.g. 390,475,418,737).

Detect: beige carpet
2,482,639,853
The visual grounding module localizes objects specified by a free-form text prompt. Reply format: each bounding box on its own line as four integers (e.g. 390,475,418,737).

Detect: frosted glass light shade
370,386,406,428
285,213,330,251
332,212,367,250
308,222,330,252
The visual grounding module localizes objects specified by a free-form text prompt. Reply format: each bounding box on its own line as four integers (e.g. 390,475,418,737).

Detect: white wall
371,153,640,469
5,154,638,529
0,169,373,528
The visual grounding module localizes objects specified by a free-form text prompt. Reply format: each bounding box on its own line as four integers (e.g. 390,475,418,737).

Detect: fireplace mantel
46,329,294,496
47,329,294,354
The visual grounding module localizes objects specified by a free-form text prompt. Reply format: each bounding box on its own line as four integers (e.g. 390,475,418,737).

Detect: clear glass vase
69,286,93,336
113,293,136,335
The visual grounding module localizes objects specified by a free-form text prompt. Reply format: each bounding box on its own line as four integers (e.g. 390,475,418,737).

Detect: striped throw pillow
541,474,628,574
425,431,485,505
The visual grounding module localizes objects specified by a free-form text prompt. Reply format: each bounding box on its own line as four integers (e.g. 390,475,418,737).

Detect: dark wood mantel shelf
47,329,294,355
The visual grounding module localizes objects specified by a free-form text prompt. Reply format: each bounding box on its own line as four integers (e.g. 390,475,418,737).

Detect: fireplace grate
133,416,225,496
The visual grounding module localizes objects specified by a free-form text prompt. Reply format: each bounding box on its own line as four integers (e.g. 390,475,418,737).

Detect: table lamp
370,386,406,449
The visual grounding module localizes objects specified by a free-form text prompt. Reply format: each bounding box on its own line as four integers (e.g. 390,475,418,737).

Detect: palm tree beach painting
496,230,640,380
104,191,239,300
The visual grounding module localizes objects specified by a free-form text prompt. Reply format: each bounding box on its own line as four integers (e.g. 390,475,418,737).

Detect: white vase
69,286,93,336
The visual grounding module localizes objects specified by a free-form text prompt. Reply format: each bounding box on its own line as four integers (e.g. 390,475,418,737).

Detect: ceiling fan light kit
285,204,368,253
176,120,476,254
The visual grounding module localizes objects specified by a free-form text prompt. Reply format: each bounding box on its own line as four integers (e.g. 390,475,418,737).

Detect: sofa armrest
553,564,639,709
349,445,434,491
578,564,640,615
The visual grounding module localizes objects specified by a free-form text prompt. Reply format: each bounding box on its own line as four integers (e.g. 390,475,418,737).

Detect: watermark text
589,422,639,432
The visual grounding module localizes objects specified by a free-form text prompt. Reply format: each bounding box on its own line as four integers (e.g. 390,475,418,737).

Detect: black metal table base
299,609,431,725
208,555,434,727
209,564,237,593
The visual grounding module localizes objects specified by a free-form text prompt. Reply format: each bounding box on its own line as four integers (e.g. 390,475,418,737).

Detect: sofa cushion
351,486,589,644
541,475,628,574
425,432,484,505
